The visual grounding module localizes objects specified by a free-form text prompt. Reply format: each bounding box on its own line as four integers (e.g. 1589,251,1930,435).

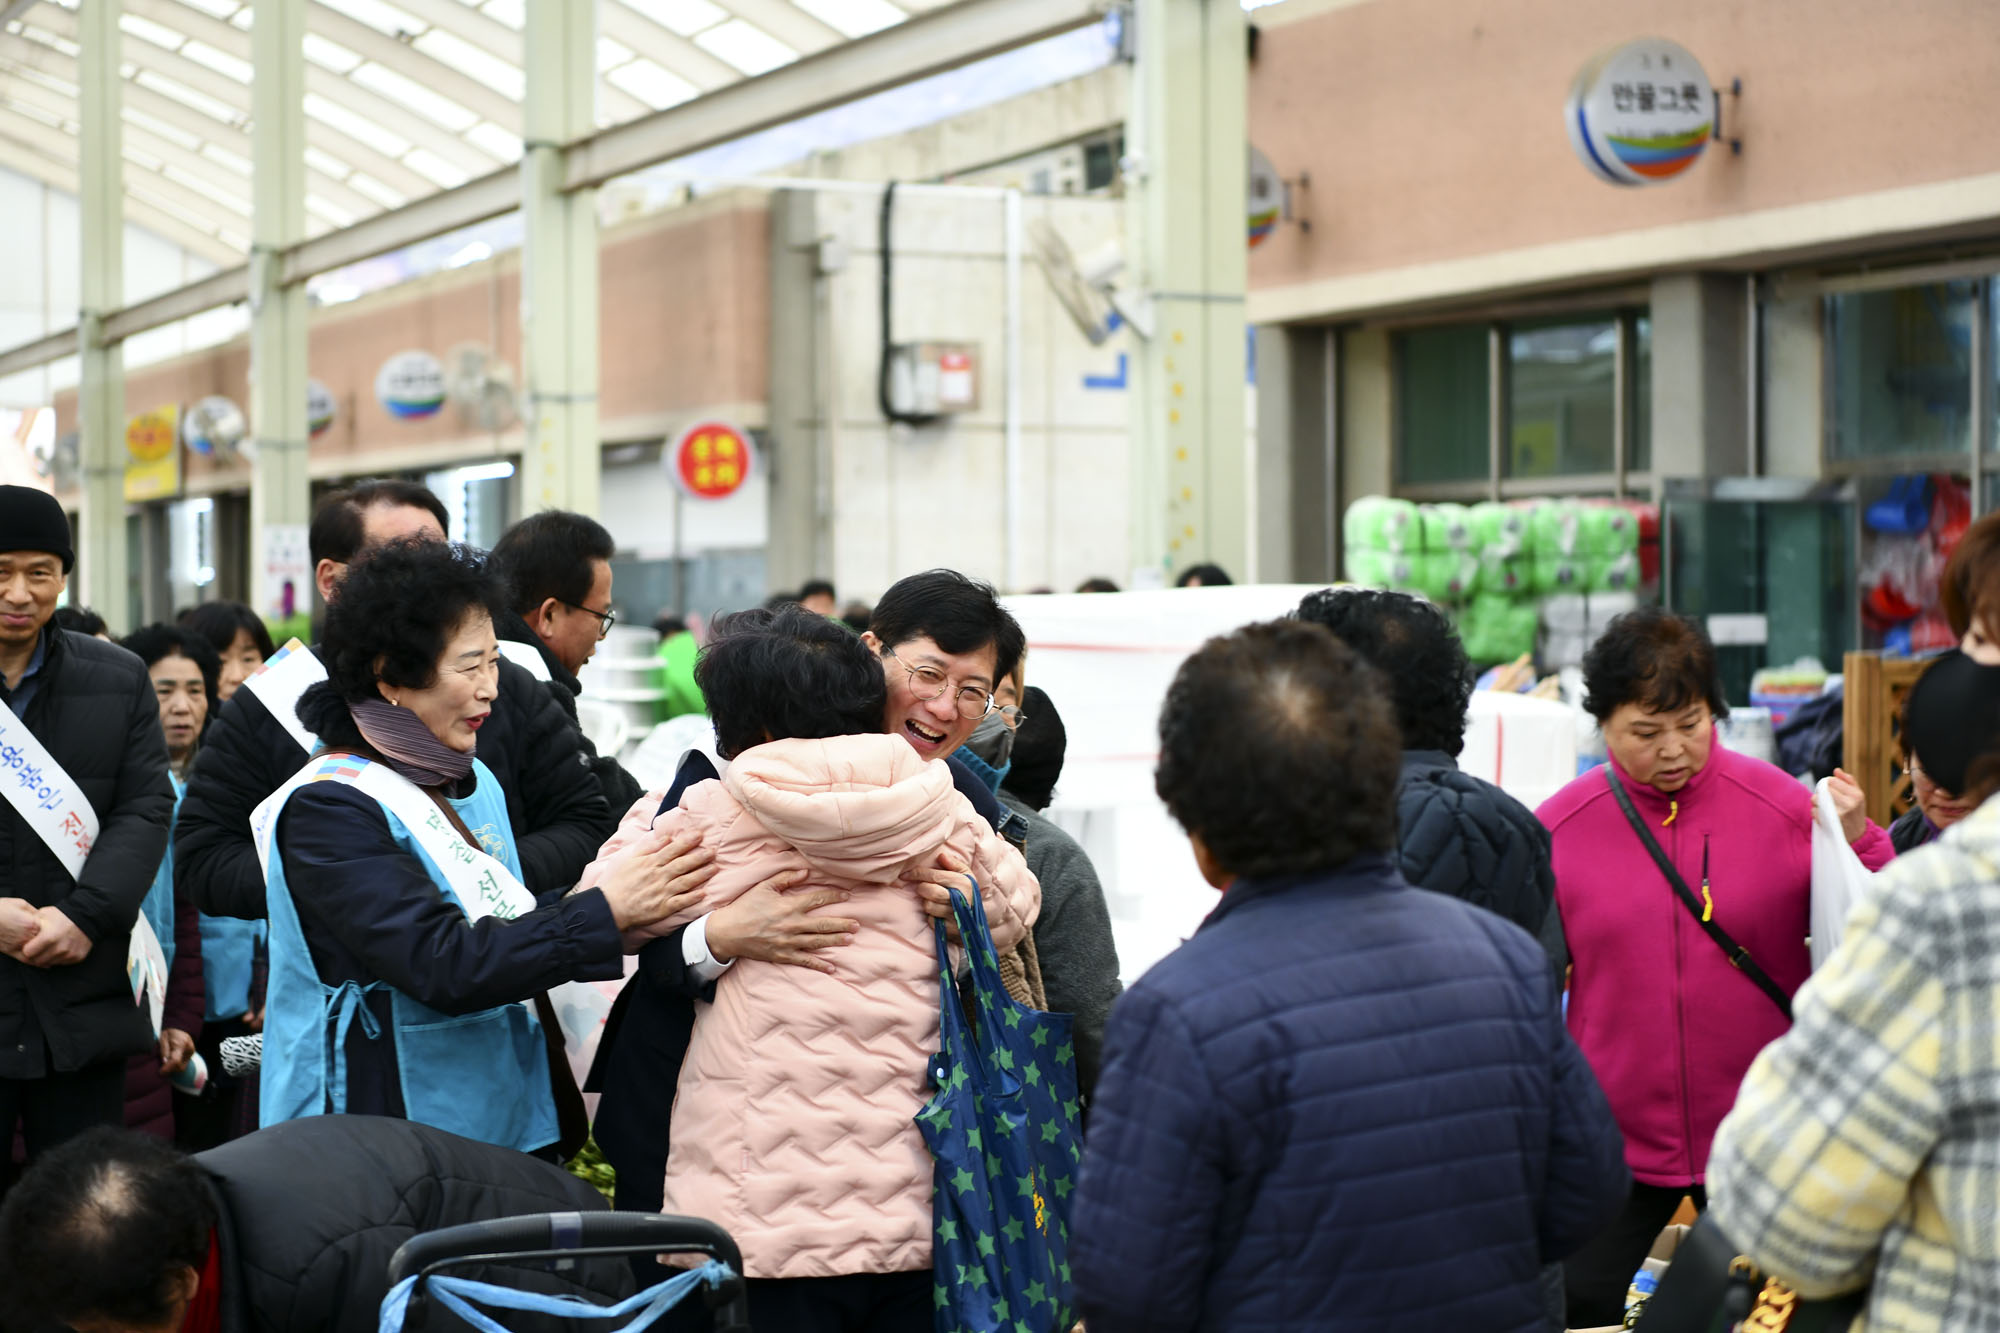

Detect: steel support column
1125,0,1247,586
521,0,601,515
249,0,311,620
77,0,126,625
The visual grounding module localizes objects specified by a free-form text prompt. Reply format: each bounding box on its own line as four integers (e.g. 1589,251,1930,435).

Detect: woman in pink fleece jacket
577,607,1038,1332
1539,607,1893,1326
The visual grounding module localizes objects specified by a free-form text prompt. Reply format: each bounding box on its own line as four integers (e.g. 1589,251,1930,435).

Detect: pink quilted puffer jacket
578,733,1040,1279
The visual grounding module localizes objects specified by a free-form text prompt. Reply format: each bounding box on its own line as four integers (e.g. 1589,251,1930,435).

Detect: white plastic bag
1809,778,1877,969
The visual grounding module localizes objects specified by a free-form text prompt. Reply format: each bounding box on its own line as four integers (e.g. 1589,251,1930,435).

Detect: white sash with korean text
240,639,325,757
0,702,99,882
497,640,552,682
250,752,537,925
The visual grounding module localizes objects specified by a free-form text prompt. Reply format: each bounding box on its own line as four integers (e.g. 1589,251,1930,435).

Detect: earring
390,697,401,707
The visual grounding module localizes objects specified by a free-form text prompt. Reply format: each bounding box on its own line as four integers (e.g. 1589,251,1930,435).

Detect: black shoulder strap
1603,765,1793,1022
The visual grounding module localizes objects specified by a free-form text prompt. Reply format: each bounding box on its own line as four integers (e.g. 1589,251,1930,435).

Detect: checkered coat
1708,795,2000,1331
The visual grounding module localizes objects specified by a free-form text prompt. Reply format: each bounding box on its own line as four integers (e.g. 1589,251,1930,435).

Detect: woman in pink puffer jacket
577,607,1038,1329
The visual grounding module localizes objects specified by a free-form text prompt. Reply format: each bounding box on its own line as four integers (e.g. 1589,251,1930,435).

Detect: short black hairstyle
653,612,689,639
839,601,872,634
695,604,888,760
1156,619,1399,878
490,510,617,618
1074,577,1120,594
1175,563,1233,588
308,478,450,568
301,539,504,742
867,568,1025,683
54,605,107,637
1002,684,1066,811
0,1126,217,1330
798,579,836,602
181,599,277,661
1581,605,1728,724
121,623,221,714
1295,587,1472,756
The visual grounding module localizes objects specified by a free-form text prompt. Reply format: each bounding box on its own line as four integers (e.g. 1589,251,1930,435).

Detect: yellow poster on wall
124,404,181,502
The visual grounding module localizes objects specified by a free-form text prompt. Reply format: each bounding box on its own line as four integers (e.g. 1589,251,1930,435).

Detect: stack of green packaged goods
655,627,706,721
1343,495,1644,667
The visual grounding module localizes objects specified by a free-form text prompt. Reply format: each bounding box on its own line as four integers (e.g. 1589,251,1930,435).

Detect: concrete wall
1247,0,2000,322
764,188,1131,601
53,193,773,506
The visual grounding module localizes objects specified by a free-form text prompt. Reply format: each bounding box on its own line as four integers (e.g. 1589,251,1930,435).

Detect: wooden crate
1842,652,1930,827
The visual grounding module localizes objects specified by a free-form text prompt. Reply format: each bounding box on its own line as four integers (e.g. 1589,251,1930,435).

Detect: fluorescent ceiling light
179,41,253,84
134,70,241,124
345,171,408,210
118,13,188,51
597,35,636,68
615,0,727,38
199,141,252,174
302,33,365,75
402,146,470,188
348,63,481,133
605,58,696,110
788,0,904,40
303,91,412,156
480,0,525,31
463,122,522,162
694,20,795,76
334,0,425,39
412,29,524,101
304,145,354,179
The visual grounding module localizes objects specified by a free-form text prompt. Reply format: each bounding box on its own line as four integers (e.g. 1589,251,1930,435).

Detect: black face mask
1903,648,2000,797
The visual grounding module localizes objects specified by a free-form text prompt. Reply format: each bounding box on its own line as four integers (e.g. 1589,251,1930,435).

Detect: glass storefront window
1508,316,1617,477
1827,281,1976,459
1395,325,1489,484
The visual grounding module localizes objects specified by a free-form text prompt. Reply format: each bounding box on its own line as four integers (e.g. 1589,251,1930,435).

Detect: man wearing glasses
490,509,644,821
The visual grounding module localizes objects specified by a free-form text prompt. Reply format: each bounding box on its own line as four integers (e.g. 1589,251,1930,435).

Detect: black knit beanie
1000,685,1067,812
0,486,73,572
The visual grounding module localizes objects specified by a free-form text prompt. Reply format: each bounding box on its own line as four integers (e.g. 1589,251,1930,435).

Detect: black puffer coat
176,646,611,919
0,627,173,1077
494,613,643,827
1393,749,1561,964
202,1115,632,1333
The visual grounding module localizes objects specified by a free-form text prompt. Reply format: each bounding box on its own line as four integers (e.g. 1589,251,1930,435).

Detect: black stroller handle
387,1212,749,1332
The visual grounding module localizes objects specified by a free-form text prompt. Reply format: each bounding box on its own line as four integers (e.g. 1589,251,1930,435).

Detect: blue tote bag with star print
916,883,1082,1333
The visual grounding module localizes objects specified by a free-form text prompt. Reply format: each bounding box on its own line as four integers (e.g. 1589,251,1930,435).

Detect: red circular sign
667,420,753,500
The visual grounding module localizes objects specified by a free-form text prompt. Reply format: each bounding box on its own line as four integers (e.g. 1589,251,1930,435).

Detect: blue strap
932,879,1020,1089
377,1260,734,1333
324,979,385,1113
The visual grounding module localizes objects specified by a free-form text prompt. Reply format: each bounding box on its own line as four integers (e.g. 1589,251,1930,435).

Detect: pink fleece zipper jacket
1537,746,1893,1188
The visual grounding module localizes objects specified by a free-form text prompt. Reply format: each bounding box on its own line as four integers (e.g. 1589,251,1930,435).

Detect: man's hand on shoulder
706,874,857,975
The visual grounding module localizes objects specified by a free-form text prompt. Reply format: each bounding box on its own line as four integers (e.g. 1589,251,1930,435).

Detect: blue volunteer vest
259,753,559,1153
135,773,185,976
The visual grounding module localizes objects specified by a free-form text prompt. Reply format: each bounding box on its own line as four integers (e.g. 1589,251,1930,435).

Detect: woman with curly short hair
1537,606,1896,1325
255,539,696,1156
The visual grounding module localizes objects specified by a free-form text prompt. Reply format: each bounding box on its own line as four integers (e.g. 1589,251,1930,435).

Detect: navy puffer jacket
1070,854,1628,1333
1395,749,1564,973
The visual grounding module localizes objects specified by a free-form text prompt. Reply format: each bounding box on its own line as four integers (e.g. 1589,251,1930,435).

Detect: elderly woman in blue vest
256,539,699,1157
120,624,220,1142
123,623,270,1150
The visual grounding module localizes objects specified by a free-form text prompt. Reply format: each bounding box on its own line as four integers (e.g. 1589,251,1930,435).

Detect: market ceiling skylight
0,0,939,264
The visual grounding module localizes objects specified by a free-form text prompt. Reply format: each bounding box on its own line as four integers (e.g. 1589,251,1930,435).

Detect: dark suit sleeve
60,665,173,943
175,687,291,920
278,784,623,1014
499,661,613,895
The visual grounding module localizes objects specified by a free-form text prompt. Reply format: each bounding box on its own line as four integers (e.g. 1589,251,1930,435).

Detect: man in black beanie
0,485,174,1187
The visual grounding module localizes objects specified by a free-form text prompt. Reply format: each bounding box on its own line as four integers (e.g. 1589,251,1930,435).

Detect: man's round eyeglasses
888,649,995,721
560,599,616,640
